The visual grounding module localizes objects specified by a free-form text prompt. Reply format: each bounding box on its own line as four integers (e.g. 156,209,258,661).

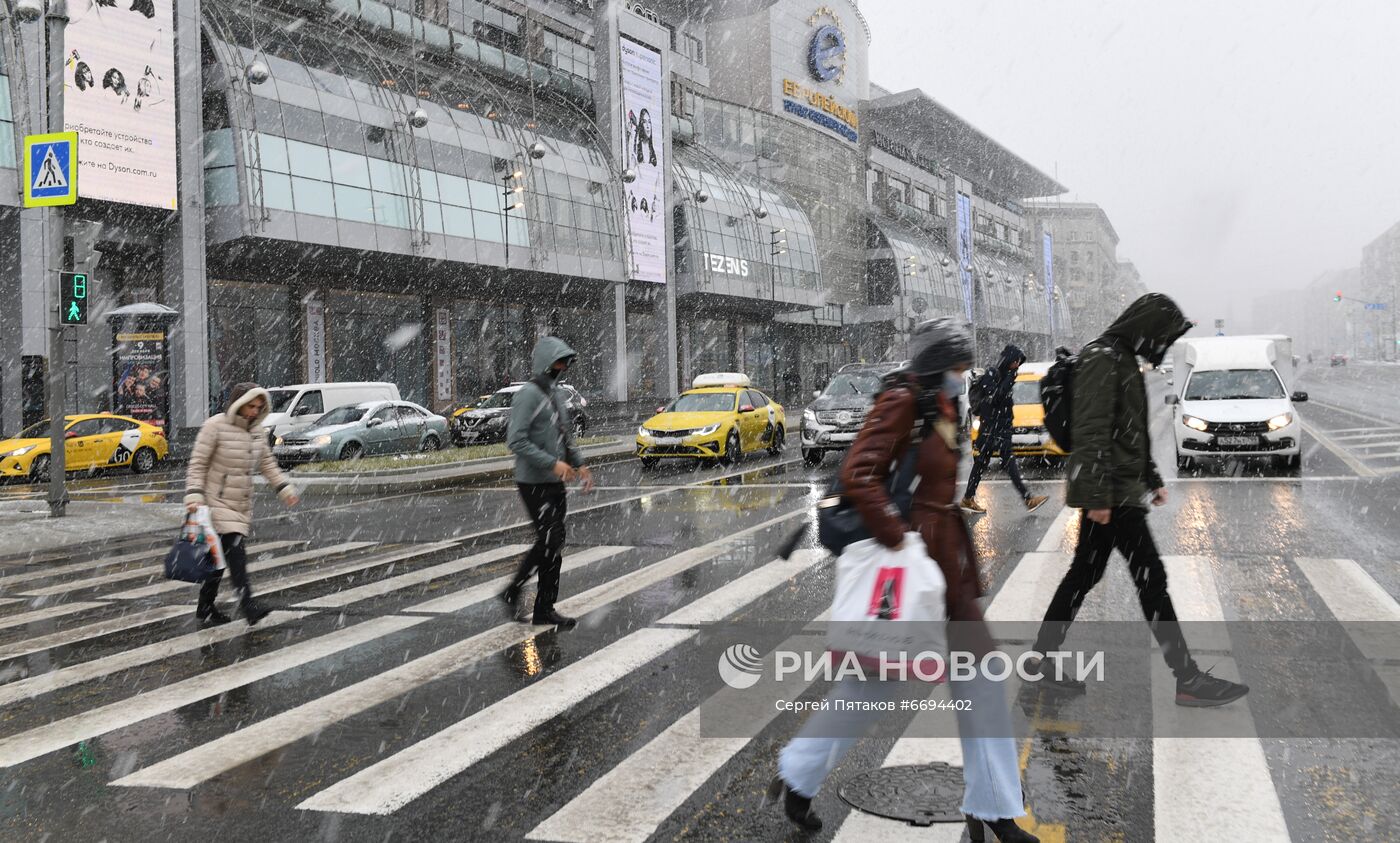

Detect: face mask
549,366,567,381
943,372,963,395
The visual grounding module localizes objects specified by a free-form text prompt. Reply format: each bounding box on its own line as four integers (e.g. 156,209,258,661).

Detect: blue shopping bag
163,512,224,583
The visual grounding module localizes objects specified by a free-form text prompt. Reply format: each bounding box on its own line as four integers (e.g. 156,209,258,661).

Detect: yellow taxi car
0,413,168,481
970,362,1067,459
636,373,785,468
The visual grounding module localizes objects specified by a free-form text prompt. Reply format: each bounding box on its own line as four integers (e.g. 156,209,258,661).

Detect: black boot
196,605,232,626
1026,656,1087,694
531,609,577,629
767,776,821,832
241,598,271,626
967,815,1039,843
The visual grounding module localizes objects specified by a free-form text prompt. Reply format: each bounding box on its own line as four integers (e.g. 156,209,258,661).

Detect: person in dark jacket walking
961,344,1049,514
771,318,1038,843
1029,293,1249,706
184,382,299,626
500,336,594,629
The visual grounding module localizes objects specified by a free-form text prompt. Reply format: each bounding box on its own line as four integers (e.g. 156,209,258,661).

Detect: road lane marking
0,602,109,633
114,541,797,790
401,546,633,614
1152,556,1289,842
0,615,426,767
296,627,697,816
15,542,307,598
0,612,313,708
245,541,464,601
1036,506,1074,552
1306,399,1400,429
104,542,378,600
526,632,826,843
1299,419,1379,477
292,544,534,609
655,549,825,625
0,605,190,660
0,541,305,589
1295,557,1400,703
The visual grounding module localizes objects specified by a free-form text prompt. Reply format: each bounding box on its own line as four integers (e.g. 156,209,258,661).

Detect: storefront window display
209,282,295,412
328,290,429,405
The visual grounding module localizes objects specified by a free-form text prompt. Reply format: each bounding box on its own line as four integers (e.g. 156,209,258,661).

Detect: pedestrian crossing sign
23,131,78,207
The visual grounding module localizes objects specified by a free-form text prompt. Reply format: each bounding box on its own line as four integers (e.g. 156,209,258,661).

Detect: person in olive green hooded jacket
501,336,594,629
1031,293,1251,707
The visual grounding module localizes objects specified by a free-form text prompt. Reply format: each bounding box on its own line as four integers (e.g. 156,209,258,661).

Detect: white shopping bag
186,505,227,571
826,532,947,670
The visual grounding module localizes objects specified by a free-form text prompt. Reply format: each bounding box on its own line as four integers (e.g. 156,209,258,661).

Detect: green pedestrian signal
59,272,88,325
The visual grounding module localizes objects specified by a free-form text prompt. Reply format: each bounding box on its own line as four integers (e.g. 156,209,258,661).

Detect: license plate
1217,435,1257,447
652,436,682,446
1012,434,1045,446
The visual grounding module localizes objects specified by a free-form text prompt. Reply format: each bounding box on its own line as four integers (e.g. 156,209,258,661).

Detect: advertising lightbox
64,0,179,209
620,35,666,285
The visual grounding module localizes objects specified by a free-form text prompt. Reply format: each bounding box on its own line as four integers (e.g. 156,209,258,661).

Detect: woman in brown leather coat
771,318,1036,843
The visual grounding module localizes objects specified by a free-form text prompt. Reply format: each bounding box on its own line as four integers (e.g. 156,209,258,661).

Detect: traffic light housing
1333,291,1343,302
59,271,88,325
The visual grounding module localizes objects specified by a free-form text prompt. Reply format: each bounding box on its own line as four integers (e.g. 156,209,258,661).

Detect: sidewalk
0,500,184,560
285,437,637,495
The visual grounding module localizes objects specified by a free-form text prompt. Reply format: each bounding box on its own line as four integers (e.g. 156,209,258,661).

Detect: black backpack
1041,347,1077,451
967,371,994,416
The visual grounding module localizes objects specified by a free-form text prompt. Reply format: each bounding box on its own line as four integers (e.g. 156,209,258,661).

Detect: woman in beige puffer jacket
184,382,299,626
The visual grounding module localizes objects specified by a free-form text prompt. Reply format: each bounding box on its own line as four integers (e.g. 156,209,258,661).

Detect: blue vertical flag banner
955,192,974,322
1043,230,1056,336
23,132,79,207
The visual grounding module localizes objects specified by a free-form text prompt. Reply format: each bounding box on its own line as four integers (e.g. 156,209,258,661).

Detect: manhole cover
837,763,966,826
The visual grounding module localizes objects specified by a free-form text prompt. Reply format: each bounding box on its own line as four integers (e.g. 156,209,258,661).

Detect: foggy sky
860,0,1400,332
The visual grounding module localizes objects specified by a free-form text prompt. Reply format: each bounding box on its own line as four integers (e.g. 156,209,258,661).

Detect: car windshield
15,420,54,439
1185,370,1285,400
316,405,368,426
668,393,736,413
266,389,298,413
823,373,882,397
1012,380,1043,405
478,391,517,409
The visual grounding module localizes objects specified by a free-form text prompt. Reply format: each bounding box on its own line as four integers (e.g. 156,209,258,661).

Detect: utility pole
35,0,71,517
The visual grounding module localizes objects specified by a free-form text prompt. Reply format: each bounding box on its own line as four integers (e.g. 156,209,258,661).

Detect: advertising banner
955,193,974,322
434,307,453,403
1043,231,1056,335
112,330,170,430
305,298,327,382
64,0,178,209
620,36,666,285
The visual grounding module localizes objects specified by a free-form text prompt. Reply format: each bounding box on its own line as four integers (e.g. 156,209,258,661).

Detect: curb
287,440,637,495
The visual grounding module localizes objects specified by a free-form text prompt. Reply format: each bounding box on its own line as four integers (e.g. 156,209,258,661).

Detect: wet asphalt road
0,365,1398,841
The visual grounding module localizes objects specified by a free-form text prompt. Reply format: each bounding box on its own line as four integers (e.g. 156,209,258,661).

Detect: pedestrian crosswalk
0,506,1397,841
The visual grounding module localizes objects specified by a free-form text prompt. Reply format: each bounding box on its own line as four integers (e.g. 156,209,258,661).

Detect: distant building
1117,260,1146,301
1295,269,1362,359
1361,221,1400,358
1024,201,1122,347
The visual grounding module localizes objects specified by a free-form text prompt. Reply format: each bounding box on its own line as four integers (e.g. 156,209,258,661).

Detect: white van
1166,337,1307,469
261,382,401,442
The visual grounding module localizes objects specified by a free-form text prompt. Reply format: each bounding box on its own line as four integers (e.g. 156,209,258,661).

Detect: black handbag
163,517,223,583
816,441,921,555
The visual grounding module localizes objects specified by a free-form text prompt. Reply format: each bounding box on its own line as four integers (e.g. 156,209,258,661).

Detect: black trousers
965,431,1029,499
1032,507,1199,680
198,532,253,610
510,482,568,618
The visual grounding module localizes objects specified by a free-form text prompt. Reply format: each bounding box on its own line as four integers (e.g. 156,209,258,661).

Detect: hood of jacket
225,383,272,430
531,336,578,379
1104,293,1192,367
995,344,1026,375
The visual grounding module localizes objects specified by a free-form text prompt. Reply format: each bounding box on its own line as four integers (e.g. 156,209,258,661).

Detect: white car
1167,337,1307,470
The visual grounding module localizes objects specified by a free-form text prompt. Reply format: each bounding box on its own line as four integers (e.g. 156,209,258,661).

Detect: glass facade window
209,282,295,414
0,74,14,170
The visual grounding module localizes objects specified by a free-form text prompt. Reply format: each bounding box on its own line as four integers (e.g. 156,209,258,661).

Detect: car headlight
802,409,817,423
971,417,980,433
1182,415,1209,432
487,416,507,426
692,424,722,437
310,435,332,447
0,445,37,459
1267,413,1292,431
274,436,285,447
637,426,651,438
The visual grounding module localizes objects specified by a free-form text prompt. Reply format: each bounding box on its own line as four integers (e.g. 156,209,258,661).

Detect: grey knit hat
907,317,974,377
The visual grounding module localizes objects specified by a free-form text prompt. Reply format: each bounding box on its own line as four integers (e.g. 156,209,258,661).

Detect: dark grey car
799,363,902,467
452,382,589,447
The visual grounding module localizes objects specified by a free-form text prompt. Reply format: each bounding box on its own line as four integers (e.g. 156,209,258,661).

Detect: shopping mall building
0,0,1071,437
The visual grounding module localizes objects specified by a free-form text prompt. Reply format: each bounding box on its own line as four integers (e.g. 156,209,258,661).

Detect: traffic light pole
42,0,69,517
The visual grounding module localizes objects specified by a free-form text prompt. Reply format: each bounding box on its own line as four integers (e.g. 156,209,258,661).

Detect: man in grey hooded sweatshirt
501,336,594,628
